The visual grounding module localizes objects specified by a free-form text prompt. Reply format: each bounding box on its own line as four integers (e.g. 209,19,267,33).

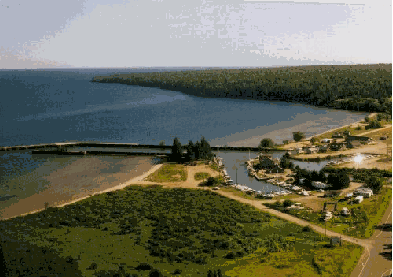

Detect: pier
0,142,284,152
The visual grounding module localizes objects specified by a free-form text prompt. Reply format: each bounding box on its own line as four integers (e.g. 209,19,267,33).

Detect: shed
354,196,363,203
341,207,350,216
330,237,341,247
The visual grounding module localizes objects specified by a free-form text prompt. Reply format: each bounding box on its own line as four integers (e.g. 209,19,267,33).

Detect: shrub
302,226,312,232
283,199,293,208
149,269,163,277
136,263,152,270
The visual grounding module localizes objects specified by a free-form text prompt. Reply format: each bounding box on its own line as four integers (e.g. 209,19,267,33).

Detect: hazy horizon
1,0,391,69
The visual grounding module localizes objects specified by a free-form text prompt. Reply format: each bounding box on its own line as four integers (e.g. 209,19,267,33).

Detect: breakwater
1,142,283,152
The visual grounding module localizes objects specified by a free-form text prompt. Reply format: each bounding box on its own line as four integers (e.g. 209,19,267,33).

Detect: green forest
0,186,362,276
92,64,392,113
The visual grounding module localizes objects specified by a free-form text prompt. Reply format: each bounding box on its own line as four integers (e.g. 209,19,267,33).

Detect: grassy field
267,188,392,239
146,164,187,182
194,172,210,181
0,185,363,277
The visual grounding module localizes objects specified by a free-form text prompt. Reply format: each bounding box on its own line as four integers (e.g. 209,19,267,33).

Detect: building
295,147,304,154
319,144,330,152
304,146,319,154
341,207,350,216
354,196,364,203
354,188,373,198
332,132,344,138
330,142,347,151
321,139,332,143
311,181,329,189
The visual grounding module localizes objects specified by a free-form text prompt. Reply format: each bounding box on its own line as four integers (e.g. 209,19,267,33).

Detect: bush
136,263,152,270
149,269,163,277
302,226,312,232
283,199,293,208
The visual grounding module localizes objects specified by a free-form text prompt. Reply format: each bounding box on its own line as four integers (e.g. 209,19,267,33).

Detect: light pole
236,168,238,185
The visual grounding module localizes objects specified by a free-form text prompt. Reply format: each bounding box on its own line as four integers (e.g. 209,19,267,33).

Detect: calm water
0,69,366,210
0,69,366,147
214,151,331,192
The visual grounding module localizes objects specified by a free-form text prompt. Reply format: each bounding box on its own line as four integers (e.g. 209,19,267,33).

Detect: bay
0,69,366,147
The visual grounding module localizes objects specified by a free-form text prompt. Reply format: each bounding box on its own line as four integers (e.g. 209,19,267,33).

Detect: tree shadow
379,244,392,261
375,223,392,232
1,238,83,276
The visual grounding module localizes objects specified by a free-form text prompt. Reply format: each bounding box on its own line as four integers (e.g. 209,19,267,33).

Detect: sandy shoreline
1,162,163,221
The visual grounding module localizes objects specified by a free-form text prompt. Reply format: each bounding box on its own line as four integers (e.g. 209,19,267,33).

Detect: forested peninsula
92,64,392,113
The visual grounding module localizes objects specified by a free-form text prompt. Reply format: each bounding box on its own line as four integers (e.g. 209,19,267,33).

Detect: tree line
170,136,213,163
92,64,392,114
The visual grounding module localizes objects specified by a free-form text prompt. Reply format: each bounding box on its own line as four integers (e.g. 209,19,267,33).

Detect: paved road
350,200,392,277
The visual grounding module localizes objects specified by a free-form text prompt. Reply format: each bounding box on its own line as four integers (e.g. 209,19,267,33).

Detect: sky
0,0,391,68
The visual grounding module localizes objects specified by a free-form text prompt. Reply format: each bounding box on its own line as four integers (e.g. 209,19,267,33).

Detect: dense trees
365,176,384,194
93,64,392,114
293,132,305,142
171,137,213,163
280,152,293,169
171,137,183,162
327,172,350,190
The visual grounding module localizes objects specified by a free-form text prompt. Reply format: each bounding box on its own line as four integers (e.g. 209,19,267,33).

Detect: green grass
146,164,187,182
267,188,392,239
194,172,210,181
0,186,363,276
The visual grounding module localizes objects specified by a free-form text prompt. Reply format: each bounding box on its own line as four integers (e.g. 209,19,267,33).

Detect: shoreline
306,113,375,140
1,163,163,221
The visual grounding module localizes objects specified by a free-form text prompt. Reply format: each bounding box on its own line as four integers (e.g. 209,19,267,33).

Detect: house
346,192,353,199
321,211,333,221
354,188,373,198
295,147,304,154
319,144,330,152
354,196,364,203
332,132,344,138
304,146,319,154
330,142,347,151
341,207,350,216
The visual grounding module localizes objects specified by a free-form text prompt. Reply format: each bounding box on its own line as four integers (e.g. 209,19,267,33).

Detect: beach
0,156,160,220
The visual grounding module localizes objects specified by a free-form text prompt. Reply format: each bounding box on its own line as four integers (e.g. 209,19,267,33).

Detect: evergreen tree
171,137,183,162
186,140,195,162
193,141,201,160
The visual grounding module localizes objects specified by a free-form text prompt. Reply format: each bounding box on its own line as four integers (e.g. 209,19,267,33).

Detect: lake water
0,69,366,147
0,69,366,216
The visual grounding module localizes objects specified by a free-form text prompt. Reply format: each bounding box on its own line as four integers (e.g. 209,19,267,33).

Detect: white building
354,196,364,203
311,181,329,189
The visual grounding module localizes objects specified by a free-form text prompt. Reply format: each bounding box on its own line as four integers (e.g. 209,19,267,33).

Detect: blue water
0,69,366,147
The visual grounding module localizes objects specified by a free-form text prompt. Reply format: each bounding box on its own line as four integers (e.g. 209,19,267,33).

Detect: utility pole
236,168,238,185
